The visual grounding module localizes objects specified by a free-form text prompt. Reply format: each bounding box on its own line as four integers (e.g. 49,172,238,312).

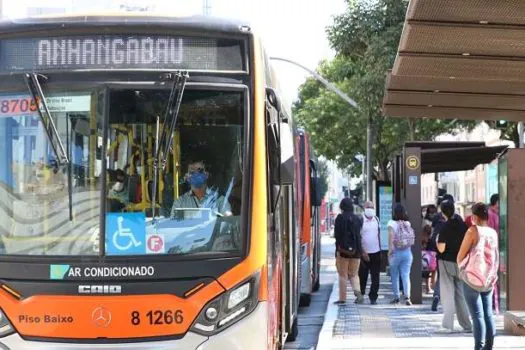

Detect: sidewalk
317,273,525,349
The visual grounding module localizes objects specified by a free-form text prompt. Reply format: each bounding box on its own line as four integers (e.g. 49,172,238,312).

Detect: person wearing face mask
170,161,232,217
107,169,130,209
358,201,381,305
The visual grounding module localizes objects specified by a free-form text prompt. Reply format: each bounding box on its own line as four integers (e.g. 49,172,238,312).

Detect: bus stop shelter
392,142,507,304
383,0,525,323
383,0,525,122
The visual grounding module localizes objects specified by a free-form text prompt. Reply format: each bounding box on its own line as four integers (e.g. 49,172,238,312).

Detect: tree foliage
294,0,475,180
316,158,330,200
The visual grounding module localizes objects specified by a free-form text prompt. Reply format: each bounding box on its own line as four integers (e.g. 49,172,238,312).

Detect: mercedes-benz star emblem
92,307,112,328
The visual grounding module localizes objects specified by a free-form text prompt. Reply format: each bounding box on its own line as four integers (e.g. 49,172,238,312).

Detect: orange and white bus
295,130,322,306
0,13,307,349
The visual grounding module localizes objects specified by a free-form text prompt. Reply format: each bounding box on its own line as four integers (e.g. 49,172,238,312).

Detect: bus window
104,89,245,256
0,90,104,256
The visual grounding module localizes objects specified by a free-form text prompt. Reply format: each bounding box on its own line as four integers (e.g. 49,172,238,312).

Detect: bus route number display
0,96,37,116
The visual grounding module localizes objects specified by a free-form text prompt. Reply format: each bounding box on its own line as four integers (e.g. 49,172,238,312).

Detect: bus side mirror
266,87,289,123
310,176,322,206
266,87,281,113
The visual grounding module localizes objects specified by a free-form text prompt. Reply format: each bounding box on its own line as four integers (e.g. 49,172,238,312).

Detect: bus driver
170,161,232,218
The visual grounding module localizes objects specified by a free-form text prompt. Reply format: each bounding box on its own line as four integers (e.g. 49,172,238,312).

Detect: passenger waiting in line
422,223,437,294
457,203,499,350
430,194,455,311
387,203,414,305
423,205,438,294
487,194,499,234
170,161,232,218
359,201,381,305
436,199,472,333
333,198,364,305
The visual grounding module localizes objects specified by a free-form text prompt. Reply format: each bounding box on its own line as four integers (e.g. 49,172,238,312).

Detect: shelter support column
403,147,422,304
502,149,525,310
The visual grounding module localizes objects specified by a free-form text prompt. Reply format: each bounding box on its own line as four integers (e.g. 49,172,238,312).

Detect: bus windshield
0,83,245,257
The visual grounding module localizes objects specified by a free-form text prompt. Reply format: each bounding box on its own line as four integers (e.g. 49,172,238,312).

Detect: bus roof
0,14,252,36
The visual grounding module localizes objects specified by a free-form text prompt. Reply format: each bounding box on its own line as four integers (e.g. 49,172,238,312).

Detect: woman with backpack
334,198,364,305
458,203,499,350
387,203,414,305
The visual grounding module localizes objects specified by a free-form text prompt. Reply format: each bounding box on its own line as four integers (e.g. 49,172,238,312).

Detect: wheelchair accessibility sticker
106,213,146,255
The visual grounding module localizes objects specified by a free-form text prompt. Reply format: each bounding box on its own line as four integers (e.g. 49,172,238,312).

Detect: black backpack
338,214,362,258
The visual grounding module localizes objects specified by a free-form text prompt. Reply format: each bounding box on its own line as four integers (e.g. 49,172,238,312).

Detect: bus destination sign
0,35,244,72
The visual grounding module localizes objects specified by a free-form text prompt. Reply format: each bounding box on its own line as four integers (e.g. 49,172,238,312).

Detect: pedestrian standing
388,203,414,305
359,201,381,305
436,199,472,332
334,198,364,305
458,203,499,350
430,194,454,311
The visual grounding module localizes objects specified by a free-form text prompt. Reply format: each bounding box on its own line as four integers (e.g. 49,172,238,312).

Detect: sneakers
405,297,412,306
390,298,400,304
370,299,377,305
333,300,346,305
354,294,365,304
431,296,439,311
435,327,454,334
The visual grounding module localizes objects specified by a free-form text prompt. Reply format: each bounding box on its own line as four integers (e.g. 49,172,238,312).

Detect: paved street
297,236,525,350
284,235,337,350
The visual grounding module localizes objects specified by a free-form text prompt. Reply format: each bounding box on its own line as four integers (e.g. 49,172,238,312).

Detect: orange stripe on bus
183,283,205,298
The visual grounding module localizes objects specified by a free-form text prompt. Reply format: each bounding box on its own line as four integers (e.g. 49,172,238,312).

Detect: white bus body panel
300,251,311,294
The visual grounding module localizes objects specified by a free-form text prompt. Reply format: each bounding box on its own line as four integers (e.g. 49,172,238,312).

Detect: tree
492,121,520,147
316,158,329,199
294,0,475,180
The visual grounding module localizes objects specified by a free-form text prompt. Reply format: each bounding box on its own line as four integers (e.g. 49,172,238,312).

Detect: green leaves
294,0,474,180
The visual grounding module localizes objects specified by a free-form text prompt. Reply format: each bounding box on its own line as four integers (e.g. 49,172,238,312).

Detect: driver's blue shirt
170,187,231,217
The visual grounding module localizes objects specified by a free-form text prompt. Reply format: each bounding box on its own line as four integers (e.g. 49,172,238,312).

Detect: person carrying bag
334,198,364,305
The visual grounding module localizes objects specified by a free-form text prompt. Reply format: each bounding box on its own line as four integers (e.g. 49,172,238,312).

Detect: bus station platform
316,267,525,349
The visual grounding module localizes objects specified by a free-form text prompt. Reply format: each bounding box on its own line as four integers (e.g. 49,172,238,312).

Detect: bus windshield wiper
24,73,73,221
23,73,69,165
151,71,188,219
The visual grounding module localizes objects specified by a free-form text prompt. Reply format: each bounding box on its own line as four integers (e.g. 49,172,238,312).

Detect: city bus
295,130,321,306
0,14,304,349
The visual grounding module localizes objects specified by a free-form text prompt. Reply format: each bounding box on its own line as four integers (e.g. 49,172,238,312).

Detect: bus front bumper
0,303,268,350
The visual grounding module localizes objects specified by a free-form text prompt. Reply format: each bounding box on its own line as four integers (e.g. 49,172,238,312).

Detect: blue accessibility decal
105,213,146,256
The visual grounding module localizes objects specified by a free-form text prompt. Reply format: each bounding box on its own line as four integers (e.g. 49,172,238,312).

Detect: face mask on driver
188,172,208,189
112,181,124,192
364,208,375,218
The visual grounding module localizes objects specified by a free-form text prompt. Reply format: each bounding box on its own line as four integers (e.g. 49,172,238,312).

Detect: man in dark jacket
334,198,364,305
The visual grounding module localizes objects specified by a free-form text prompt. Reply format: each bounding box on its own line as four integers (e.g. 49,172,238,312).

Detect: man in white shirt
359,201,382,304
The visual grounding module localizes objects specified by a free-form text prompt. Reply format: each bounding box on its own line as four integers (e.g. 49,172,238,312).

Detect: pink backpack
393,220,415,249
459,226,499,292
422,250,437,272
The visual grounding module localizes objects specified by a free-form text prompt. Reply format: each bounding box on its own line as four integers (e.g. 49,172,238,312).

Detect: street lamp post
269,57,373,198
269,57,358,109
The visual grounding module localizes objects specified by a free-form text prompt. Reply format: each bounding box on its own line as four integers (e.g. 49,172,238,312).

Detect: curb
315,280,338,350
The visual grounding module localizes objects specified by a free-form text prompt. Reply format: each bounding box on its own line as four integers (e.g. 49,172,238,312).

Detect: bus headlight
0,309,14,338
191,270,260,336
228,282,250,310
